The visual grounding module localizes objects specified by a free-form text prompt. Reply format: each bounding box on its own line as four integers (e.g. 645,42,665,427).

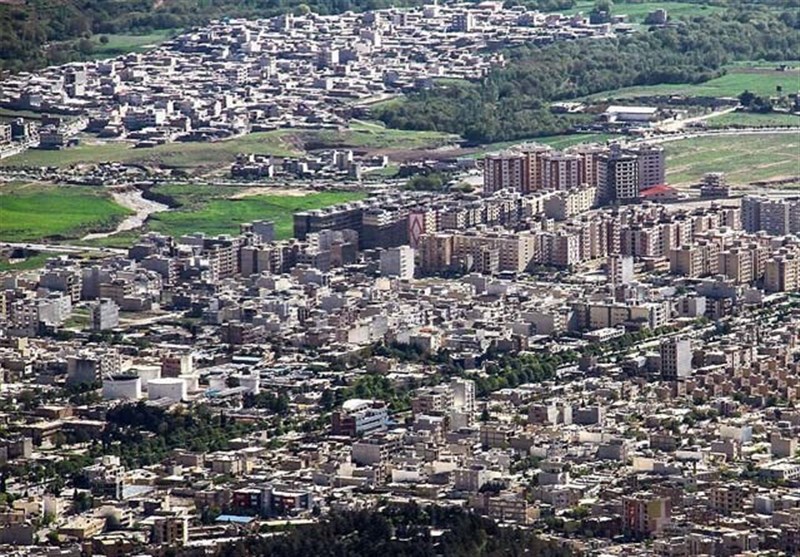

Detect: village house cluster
0,2,620,157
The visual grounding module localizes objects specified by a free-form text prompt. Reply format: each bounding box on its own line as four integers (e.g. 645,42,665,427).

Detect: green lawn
557,1,723,22
148,189,366,239
365,96,406,111
90,30,178,59
665,132,800,186
149,183,242,209
705,111,800,129
583,66,800,100
0,183,132,242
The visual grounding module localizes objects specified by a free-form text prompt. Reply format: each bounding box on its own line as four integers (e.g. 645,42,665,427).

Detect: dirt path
230,186,311,199
82,188,170,240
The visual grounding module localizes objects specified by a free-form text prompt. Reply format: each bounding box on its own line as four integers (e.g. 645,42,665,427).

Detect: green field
0,131,301,170
558,1,724,22
0,252,60,272
364,164,401,179
1,125,455,171
0,183,132,242
583,65,800,100
304,121,457,151
705,111,800,129
77,230,144,249
665,132,800,186
148,188,366,239
90,30,178,59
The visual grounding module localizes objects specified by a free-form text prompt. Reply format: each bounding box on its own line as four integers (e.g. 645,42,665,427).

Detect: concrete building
331,399,388,437
151,515,188,546
600,149,640,202
608,255,634,286
660,338,692,380
67,350,122,385
483,152,526,194
742,195,800,236
91,298,119,331
628,144,665,190
623,493,671,537
379,246,415,280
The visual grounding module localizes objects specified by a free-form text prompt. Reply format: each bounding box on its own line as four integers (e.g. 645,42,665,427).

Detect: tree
77,38,94,55
590,0,613,23
46,531,60,545
320,388,335,411
739,90,756,107
98,35,110,45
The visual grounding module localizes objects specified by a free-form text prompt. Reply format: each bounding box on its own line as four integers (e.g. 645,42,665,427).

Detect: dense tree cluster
216,503,573,557
738,90,775,113
374,9,800,142
477,350,577,395
404,172,450,192
101,402,250,466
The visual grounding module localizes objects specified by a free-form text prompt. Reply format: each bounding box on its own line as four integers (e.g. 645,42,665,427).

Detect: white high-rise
380,246,415,280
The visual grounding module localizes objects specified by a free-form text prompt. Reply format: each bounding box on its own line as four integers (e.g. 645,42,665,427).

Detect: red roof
640,184,675,197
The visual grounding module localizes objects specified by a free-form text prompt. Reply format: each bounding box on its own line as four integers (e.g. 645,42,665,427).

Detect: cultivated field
0,182,132,242
665,133,800,186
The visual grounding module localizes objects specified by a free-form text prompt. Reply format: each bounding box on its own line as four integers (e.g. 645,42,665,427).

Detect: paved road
654,106,738,133
635,126,800,145
0,241,127,256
